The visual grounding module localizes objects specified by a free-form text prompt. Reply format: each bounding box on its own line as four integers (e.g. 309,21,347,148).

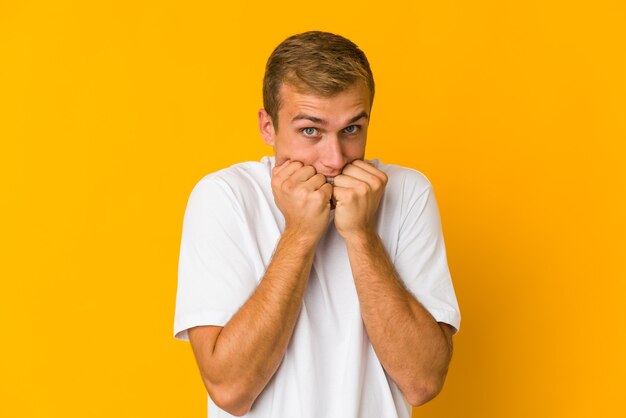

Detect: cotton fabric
174,156,460,418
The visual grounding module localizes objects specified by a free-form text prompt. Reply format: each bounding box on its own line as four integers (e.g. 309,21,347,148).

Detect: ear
258,109,276,146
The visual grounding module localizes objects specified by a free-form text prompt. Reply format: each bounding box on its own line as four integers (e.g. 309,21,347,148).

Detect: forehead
277,82,370,119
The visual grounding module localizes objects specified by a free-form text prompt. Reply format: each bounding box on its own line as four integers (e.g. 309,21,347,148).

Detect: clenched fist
271,160,333,243
332,160,388,239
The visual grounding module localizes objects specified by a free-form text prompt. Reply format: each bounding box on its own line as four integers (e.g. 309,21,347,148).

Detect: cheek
345,139,367,159
276,136,319,164
293,147,320,166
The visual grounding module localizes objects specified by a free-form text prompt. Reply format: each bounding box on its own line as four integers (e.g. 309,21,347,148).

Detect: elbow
404,375,447,407
406,384,441,407
204,379,255,416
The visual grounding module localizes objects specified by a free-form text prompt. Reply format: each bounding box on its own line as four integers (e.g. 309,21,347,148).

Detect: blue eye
302,127,319,137
344,125,359,134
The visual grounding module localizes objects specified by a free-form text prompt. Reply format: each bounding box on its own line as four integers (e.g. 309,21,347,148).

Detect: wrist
282,224,323,250
341,227,379,247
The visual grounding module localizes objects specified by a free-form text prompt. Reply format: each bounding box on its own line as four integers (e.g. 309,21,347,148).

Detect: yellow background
1,1,624,417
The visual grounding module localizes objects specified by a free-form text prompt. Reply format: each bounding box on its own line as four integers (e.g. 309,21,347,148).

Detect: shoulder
189,157,273,202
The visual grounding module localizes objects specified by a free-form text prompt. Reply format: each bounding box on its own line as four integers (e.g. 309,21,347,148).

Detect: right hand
271,160,333,242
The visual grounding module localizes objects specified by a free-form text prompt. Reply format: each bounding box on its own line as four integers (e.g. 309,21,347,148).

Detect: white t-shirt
174,156,461,418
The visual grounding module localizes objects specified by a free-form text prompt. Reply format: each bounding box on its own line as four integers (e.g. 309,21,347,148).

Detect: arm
343,231,454,405
188,161,332,416
333,160,454,406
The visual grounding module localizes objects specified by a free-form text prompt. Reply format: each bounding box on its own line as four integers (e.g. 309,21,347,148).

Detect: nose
320,135,346,174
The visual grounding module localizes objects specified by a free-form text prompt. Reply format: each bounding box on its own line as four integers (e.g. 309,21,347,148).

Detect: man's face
259,81,370,178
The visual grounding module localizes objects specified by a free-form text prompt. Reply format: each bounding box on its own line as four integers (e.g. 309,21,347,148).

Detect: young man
174,31,461,418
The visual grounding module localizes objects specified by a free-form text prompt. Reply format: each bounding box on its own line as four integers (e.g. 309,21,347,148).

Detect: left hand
332,160,388,239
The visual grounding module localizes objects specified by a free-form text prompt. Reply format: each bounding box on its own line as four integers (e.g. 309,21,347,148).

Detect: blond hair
263,31,375,129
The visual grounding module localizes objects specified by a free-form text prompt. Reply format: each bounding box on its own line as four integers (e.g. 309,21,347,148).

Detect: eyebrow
291,111,369,126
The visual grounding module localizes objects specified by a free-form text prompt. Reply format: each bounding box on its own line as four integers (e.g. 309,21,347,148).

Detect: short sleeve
394,174,461,332
173,176,259,340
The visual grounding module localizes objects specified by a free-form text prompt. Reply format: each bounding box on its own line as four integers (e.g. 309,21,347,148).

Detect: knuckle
380,172,388,185
356,183,369,195
370,176,383,190
312,190,326,205
294,187,308,200
282,178,296,192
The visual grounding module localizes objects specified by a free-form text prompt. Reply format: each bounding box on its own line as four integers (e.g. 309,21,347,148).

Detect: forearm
344,230,453,406
196,229,317,414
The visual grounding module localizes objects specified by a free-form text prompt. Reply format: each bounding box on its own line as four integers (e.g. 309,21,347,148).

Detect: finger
340,164,386,189
331,185,352,209
273,160,304,180
332,172,367,189
272,159,290,176
304,173,327,190
340,163,367,179
290,165,317,183
331,184,351,199
350,159,374,170
346,160,387,183
319,182,333,199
